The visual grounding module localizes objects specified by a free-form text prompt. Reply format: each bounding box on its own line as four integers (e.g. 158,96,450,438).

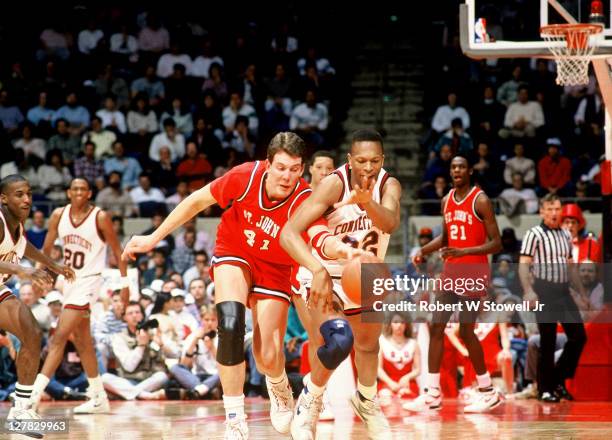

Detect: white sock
88,375,105,394
427,373,441,391
223,394,245,420
357,381,377,401
15,383,33,404
306,376,325,397
31,374,50,403
266,370,288,385
476,372,492,390
195,384,209,396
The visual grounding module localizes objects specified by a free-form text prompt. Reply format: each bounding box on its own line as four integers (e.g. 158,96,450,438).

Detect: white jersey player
31,178,129,415
281,129,402,440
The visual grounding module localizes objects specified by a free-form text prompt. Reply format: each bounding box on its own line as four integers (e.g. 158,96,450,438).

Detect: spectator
164,64,194,105
0,90,24,134
289,89,328,146
149,292,181,357
82,116,117,160
26,91,55,128
223,115,255,158
308,150,335,190
19,283,51,332
297,46,335,77
0,149,40,193
264,63,294,116
538,138,572,196
377,312,419,406
139,288,155,317
472,142,501,196
0,331,20,401
169,289,199,341
496,65,523,106
561,203,601,263
409,227,434,259
176,218,213,257
271,22,298,54
77,19,104,55
242,63,264,111
472,84,505,142
263,96,291,134
169,304,220,399
37,25,70,61
42,333,89,402
129,173,166,213
183,252,212,292
143,250,173,288
570,262,604,322
166,179,190,211
38,149,72,202
432,117,474,157
74,141,105,188
423,144,452,184
156,42,192,78
141,213,175,252
52,92,91,135
201,63,228,104
160,98,193,137
188,116,224,168
222,91,259,135
499,86,545,139
26,210,48,249
131,66,165,106
110,24,139,62
148,147,178,193
199,91,224,132
172,230,197,275
127,95,158,155
47,119,82,164
418,175,450,215
102,302,170,400
13,123,46,164
504,143,536,186
498,173,539,216
149,118,186,162
104,142,143,190
492,257,521,297
176,141,212,192
93,291,128,370
495,228,522,264
190,39,224,79
96,95,127,134
431,91,470,134
184,277,210,322
138,14,170,55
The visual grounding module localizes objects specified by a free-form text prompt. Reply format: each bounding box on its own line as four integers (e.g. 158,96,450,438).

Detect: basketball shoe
349,392,392,440
463,388,502,413
73,390,110,414
224,415,249,440
265,376,294,433
301,373,335,421
6,400,44,438
402,387,442,412
291,385,323,440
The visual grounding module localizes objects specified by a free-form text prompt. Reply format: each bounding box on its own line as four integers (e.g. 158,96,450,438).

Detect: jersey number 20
64,249,85,270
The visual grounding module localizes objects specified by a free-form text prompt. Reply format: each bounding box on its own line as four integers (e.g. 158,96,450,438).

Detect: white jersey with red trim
0,209,27,289
299,164,390,280
57,204,107,277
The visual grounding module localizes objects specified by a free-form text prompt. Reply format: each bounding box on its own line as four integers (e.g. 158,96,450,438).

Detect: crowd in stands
419,0,605,217
0,5,342,218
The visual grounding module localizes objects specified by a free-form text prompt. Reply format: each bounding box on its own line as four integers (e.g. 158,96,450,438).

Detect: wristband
120,276,130,288
312,232,334,261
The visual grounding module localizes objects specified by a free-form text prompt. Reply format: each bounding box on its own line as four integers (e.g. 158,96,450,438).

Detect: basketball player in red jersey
0,175,75,437
30,178,130,414
404,155,503,413
122,132,361,440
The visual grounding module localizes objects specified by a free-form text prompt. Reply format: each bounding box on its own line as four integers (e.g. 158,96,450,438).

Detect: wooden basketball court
3,398,611,439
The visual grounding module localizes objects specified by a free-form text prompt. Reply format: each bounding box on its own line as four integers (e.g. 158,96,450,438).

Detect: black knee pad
216,301,246,366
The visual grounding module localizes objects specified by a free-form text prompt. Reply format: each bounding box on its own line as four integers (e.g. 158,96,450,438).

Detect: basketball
341,253,383,304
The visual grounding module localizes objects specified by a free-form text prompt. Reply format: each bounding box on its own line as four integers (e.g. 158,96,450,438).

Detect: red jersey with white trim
210,161,311,266
442,186,489,295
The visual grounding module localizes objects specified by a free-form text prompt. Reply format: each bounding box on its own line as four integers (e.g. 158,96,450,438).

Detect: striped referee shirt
520,222,573,283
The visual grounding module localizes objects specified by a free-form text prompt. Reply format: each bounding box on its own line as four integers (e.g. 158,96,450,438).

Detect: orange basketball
341,254,382,304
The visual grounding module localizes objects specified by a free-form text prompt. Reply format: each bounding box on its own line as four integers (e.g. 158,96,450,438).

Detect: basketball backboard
460,0,612,59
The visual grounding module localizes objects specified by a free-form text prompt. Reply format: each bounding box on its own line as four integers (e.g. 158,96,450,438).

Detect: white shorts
298,277,365,316
63,275,102,310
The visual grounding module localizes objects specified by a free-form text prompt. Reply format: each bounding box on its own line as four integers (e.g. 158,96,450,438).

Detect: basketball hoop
540,23,603,86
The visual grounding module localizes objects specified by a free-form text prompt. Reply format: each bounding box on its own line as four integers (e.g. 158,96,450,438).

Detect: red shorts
211,241,292,305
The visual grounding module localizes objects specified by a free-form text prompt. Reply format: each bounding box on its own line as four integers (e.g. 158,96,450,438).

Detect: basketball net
540,23,603,86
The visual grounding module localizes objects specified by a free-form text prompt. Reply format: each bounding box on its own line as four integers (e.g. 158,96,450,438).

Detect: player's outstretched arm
122,184,218,261
25,241,75,282
0,260,53,291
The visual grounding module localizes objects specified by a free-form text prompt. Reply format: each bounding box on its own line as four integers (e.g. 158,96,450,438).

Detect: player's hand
524,288,538,307
309,267,334,313
122,235,157,261
333,175,375,209
440,247,465,260
49,262,76,282
411,251,427,270
17,267,53,291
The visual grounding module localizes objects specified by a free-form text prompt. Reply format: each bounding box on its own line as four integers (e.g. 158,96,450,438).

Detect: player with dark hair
281,128,400,439
30,177,130,415
122,132,363,439
0,174,75,437
404,155,503,413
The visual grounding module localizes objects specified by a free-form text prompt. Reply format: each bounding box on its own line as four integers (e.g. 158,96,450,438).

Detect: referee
518,194,586,402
